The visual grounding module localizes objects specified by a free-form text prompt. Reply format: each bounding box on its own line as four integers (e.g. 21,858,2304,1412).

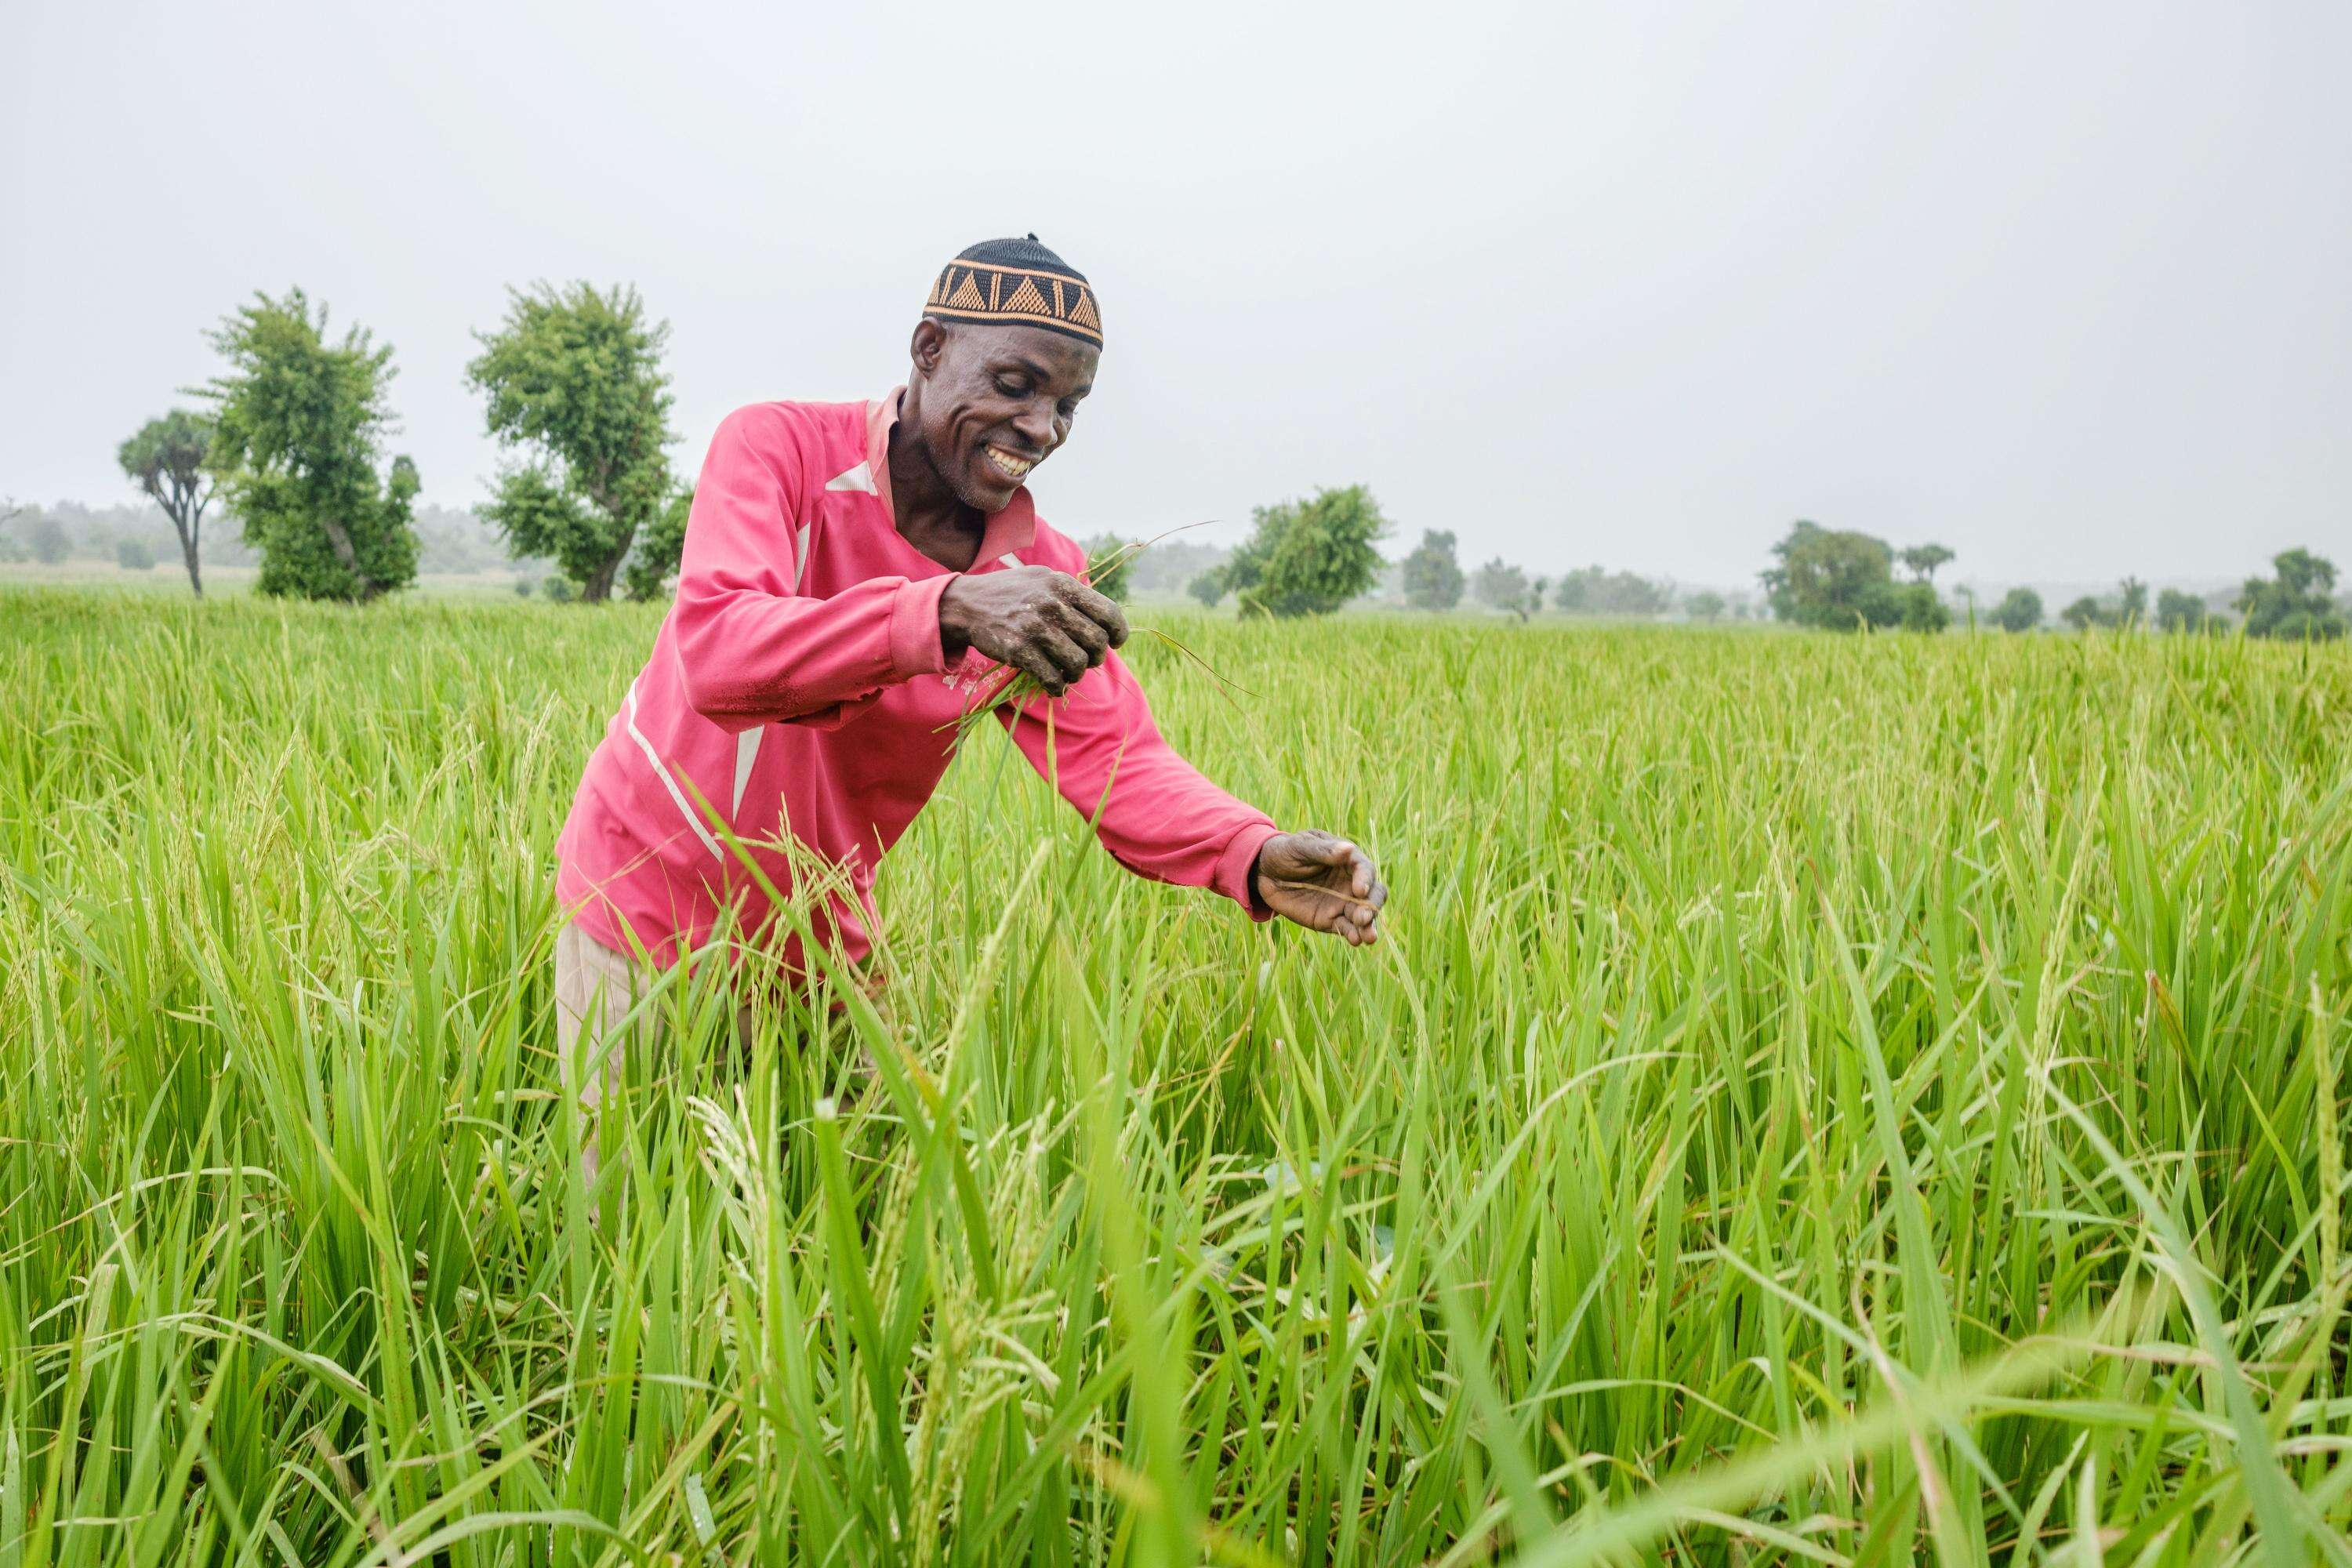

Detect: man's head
902,236,1102,514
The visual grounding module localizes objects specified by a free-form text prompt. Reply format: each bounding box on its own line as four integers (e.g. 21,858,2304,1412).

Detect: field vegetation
2,590,2349,1564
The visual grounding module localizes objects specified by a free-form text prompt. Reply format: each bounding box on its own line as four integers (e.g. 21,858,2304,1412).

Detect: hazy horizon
5,1,2347,585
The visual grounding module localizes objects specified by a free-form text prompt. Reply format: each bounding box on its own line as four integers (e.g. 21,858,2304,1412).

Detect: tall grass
2,587,2347,1565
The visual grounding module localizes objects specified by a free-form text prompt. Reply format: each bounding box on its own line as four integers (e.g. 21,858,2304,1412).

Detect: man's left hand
1254,830,1387,946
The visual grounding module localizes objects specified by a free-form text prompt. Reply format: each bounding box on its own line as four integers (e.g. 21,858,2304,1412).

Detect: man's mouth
982,444,1036,482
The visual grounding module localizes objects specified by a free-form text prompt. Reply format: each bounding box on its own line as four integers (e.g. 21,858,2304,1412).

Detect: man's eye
1057,401,1077,419
996,378,1029,396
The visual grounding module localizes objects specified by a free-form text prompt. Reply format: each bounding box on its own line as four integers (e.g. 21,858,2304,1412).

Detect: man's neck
886,401,984,573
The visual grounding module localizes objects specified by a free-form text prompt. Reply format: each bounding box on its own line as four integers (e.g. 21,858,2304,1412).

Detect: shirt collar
867,385,1038,563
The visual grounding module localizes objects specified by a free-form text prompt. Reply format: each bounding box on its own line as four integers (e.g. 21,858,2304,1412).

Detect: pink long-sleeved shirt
554,388,1277,968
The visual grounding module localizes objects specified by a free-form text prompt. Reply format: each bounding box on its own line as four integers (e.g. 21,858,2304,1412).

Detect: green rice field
2,588,2349,1565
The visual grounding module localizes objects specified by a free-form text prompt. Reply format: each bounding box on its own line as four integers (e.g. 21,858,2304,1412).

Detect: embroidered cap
924,234,1102,348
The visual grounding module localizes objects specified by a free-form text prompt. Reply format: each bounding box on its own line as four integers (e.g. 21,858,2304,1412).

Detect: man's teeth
985,446,1035,479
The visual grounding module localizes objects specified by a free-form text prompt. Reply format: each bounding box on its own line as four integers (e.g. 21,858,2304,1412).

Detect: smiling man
552,236,1387,1109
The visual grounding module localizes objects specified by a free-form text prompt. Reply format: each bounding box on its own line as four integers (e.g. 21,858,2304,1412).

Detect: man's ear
909,318,948,376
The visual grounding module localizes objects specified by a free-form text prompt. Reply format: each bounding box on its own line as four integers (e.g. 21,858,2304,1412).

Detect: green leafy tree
1078,533,1134,604
1896,583,1950,633
201,289,419,601
1898,543,1955,584
1760,521,1900,630
1554,564,1671,616
2237,549,2346,641
1186,571,1225,608
1684,590,1727,623
117,409,217,596
2117,576,2148,626
1399,528,1465,611
1990,587,2043,632
114,538,155,571
622,486,694,604
2155,588,2219,633
29,515,70,564
468,283,677,603
1214,485,1389,619
2061,595,2111,632
1472,557,1542,622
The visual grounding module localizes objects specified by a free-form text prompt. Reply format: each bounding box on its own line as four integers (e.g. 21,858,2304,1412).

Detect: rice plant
2,586,2348,1565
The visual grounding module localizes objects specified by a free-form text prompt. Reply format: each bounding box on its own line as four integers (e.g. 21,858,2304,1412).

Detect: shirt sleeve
996,650,1279,920
670,405,950,732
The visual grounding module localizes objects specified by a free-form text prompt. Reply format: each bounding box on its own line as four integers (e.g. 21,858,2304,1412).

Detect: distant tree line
1752,521,2343,641
24,281,2347,641
0,496,548,581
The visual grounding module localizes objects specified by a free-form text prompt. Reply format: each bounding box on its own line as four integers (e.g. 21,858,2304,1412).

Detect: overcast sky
4,0,2347,586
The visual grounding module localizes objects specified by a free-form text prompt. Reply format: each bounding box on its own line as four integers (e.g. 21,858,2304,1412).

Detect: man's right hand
938,568,1129,697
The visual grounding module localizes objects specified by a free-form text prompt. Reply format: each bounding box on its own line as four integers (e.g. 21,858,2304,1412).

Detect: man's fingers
1047,597,1112,664
1064,579,1130,647
1008,637,1066,694
1027,626,1090,690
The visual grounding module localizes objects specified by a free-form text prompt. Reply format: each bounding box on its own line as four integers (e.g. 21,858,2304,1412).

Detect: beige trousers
556,922,876,1181
554,922,777,1093
552,921,651,1112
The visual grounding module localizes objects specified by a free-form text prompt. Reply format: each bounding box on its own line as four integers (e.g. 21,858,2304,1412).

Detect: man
554,236,1387,1112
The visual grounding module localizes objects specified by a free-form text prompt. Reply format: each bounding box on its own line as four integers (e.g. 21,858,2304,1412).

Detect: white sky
4,0,2347,585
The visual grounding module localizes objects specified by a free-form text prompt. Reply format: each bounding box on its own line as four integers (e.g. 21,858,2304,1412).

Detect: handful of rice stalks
945,524,1242,750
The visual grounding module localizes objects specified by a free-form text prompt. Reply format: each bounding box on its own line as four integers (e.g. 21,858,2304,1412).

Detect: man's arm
670,406,953,730
994,637,1386,944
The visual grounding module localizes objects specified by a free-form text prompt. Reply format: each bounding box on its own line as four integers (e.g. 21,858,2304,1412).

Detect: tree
2060,595,2111,632
117,409,217,596
1472,557,1541,622
1684,590,1727,623
1990,586,2043,633
1210,485,1388,619
1076,532,1137,604
201,289,419,601
114,538,155,570
2155,588,2220,633
1760,521,1901,630
1554,564,1671,617
2238,549,2346,641
1187,571,1225,608
617,486,692,604
1399,528,1465,611
2117,576,2148,627
1899,543,1955,584
1896,583,1949,633
469,283,677,603
29,515,70,564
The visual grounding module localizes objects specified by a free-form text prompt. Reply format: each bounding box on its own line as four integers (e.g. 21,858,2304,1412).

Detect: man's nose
1010,401,1056,450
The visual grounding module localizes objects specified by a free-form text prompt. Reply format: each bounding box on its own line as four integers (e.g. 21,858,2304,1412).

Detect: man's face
908,320,1098,514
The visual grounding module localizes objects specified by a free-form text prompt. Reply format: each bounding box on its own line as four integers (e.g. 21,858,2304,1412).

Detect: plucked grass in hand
2,587,2350,1564
948,526,1242,751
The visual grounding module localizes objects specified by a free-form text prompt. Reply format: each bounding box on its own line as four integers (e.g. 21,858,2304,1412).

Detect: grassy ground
2,588,2348,1565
